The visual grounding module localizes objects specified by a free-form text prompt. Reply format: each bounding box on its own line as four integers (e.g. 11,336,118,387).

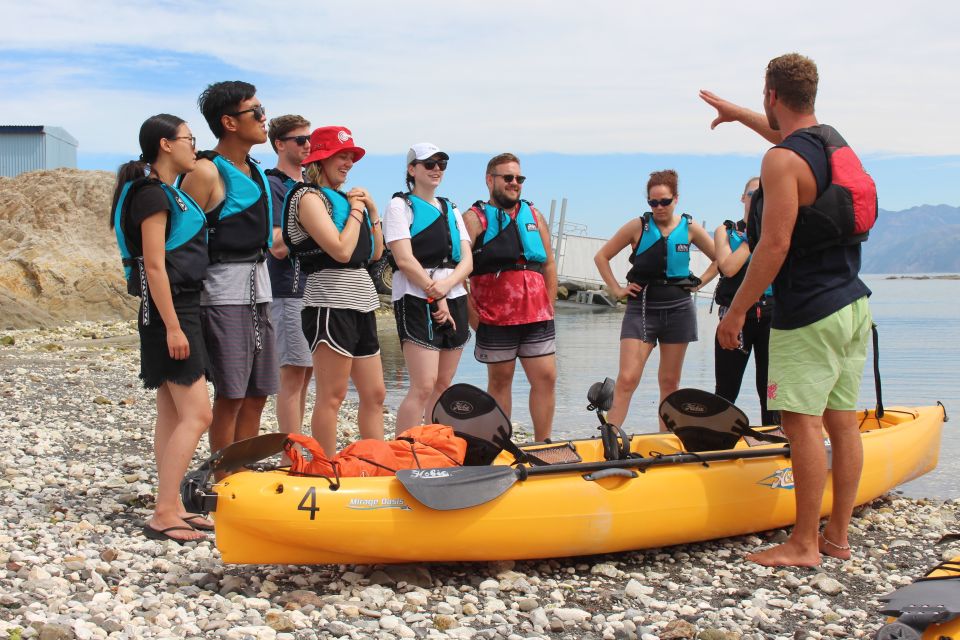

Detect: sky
2,1,957,237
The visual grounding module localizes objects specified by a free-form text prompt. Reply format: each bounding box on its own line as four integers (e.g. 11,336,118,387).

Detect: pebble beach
0,320,956,640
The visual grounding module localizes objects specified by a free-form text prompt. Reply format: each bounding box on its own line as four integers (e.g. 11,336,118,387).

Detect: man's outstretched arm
699,89,781,145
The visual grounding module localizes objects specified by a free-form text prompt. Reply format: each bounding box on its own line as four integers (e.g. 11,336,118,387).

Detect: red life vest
748,124,878,256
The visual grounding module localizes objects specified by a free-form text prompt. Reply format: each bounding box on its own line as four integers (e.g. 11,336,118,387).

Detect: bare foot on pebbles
819,532,852,560
747,541,821,567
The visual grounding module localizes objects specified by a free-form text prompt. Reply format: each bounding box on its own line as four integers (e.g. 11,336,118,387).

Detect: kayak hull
212,406,943,564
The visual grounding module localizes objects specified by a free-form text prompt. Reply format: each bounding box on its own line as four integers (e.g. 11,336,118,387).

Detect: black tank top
771,128,871,329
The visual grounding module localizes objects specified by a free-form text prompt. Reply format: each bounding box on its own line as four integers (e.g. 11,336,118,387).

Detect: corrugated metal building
0,125,79,177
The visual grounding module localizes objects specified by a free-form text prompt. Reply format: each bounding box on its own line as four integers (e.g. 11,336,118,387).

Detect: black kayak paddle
396,445,791,511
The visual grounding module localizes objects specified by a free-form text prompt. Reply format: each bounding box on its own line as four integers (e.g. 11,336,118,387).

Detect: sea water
377,274,960,499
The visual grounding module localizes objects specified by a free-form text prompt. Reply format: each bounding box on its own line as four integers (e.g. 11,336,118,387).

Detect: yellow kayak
877,555,960,639
200,404,944,565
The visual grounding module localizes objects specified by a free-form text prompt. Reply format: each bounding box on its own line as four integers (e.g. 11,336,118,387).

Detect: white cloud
2,0,957,156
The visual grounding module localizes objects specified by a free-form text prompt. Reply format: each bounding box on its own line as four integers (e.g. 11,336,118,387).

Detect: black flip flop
142,524,206,544
182,515,215,532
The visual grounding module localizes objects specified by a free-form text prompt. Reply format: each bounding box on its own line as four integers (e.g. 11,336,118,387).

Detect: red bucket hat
302,126,366,165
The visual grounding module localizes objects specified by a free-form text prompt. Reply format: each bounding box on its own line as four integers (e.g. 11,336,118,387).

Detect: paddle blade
209,432,290,473
432,384,513,465
397,466,518,511
660,388,750,452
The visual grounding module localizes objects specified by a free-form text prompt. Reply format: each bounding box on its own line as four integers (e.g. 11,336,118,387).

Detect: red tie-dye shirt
468,203,554,326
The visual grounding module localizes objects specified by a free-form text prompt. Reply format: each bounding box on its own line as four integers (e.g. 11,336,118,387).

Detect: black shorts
393,294,471,351
139,291,210,389
302,306,380,359
620,296,697,344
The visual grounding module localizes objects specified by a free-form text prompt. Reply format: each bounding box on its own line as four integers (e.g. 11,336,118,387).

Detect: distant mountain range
862,204,960,274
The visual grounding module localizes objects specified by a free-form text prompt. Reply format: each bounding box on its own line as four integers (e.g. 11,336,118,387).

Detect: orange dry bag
390,424,467,469
284,434,337,476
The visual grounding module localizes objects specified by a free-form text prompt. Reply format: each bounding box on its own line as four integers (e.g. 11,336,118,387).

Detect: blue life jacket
394,192,461,269
113,178,208,324
714,219,774,308
281,183,374,274
471,200,547,276
626,213,697,286
178,151,272,263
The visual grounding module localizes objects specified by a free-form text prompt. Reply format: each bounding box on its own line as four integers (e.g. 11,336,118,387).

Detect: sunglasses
647,197,674,208
417,159,448,171
227,105,267,120
278,135,310,146
744,189,756,197
491,173,526,184
171,135,196,148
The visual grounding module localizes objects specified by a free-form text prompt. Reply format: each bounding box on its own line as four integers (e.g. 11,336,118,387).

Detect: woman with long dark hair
282,126,385,456
111,114,213,543
384,143,473,432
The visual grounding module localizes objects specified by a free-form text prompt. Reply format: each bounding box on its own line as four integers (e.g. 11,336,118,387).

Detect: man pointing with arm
702,53,876,567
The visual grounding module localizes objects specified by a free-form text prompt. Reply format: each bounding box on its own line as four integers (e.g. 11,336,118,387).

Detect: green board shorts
767,296,871,416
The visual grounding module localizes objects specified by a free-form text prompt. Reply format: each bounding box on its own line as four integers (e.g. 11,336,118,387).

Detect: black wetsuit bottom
714,306,781,426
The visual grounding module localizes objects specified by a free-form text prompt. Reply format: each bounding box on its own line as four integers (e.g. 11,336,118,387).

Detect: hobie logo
410,469,451,479
450,401,473,414
758,468,794,490
681,402,706,414
338,130,352,144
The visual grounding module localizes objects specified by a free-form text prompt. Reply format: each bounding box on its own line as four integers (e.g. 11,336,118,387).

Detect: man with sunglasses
179,81,279,459
265,115,313,438
462,153,558,442
703,53,876,567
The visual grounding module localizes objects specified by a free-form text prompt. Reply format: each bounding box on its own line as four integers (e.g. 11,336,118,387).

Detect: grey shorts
270,297,313,368
201,303,280,399
475,320,556,363
620,296,698,344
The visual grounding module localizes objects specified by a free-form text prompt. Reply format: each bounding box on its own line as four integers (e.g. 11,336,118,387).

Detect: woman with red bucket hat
280,125,385,455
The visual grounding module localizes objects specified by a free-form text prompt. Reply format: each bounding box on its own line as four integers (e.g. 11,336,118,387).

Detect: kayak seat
433,383,514,465
660,388,786,453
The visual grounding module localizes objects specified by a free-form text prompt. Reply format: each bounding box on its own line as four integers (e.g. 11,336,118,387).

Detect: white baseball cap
407,142,449,165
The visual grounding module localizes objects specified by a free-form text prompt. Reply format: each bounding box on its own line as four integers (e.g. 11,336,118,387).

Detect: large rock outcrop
0,169,137,328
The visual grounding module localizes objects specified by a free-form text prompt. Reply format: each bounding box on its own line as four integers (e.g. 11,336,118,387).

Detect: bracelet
349,212,363,223
350,208,364,215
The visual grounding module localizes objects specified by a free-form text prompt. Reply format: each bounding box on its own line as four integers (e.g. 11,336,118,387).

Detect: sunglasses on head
278,135,310,146
647,197,674,208
227,105,267,120
491,173,526,184
417,159,448,171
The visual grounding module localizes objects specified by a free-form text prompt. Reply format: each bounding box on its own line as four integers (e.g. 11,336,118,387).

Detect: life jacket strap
136,257,150,327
